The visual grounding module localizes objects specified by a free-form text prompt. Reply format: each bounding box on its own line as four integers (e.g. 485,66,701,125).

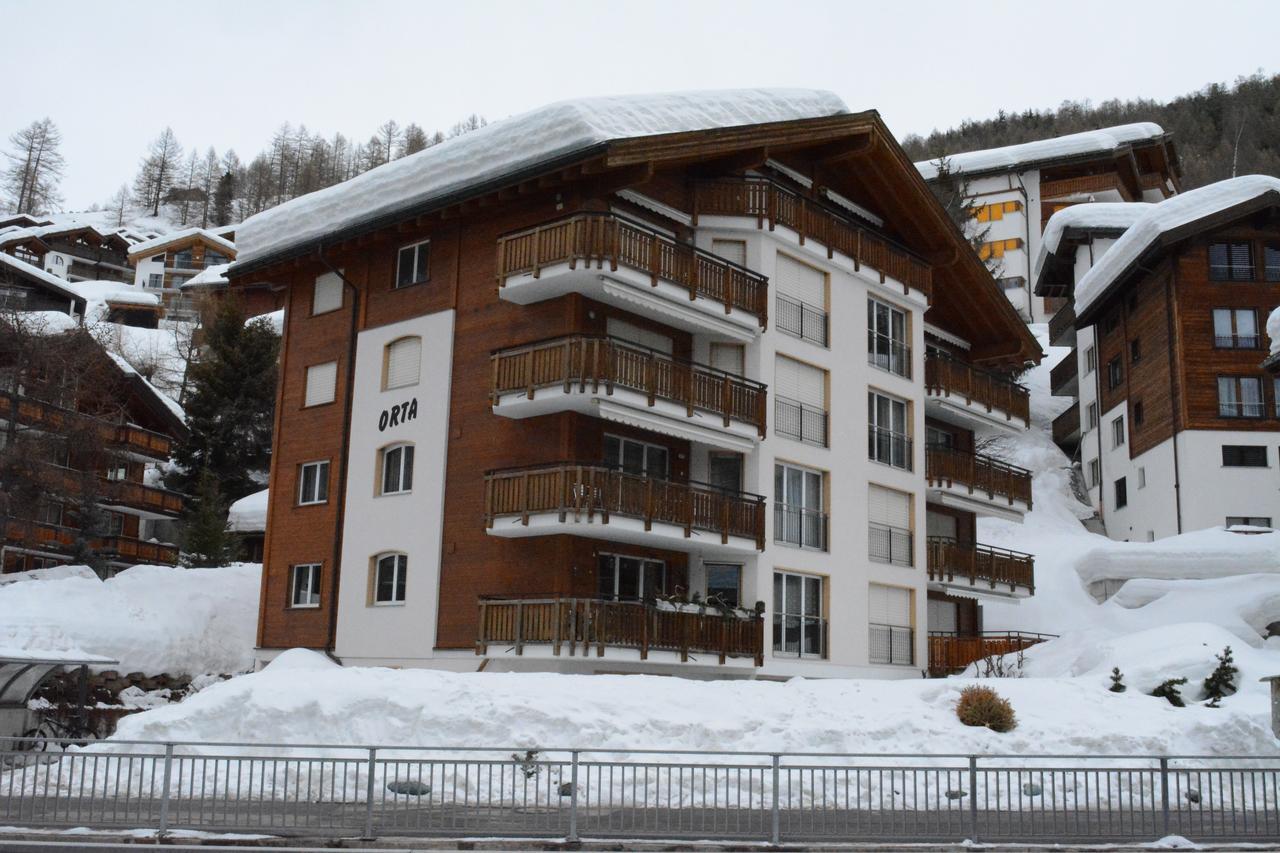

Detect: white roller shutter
712,238,747,267
927,599,958,633
774,356,825,409
775,253,825,308
313,271,343,314
709,343,745,375
869,583,911,628
607,318,673,354
868,484,911,529
384,337,422,390
925,510,957,539
304,361,337,407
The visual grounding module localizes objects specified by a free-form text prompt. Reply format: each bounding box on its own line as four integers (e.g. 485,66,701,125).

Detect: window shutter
711,238,747,267
313,272,343,314
709,343,744,375
385,337,422,389
925,510,957,539
869,583,911,627
607,318,673,354
868,485,910,529
774,253,825,308
305,362,337,407
774,356,825,408
927,599,958,633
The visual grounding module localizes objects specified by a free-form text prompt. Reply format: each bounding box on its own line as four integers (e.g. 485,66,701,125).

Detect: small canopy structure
0,649,118,738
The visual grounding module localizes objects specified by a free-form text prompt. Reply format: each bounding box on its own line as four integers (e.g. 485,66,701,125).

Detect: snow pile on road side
227,489,268,533
0,564,261,675
110,647,1276,757
1075,176,1280,317
0,564,97,586
915,123,1166,181
235,89,847,266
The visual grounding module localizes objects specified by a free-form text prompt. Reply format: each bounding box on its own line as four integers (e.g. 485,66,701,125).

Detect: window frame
1088,457,1101,488
298,460,330,506
868,583,914,667
290,563,322,608
597,552,665,602
867,297,910,378
603,433,669,479
868,390,912,470
1217,375,1264,419
773,461,827,551
772,569,826,659
1213,307,1260,349
1114,476,1128,509
1209,241,1254,282
303,361,338,408
372,552,408,605
380,443,415,496
395,239,431,289
382,335,422,391
1111,415,1126,449
1107,356,1123,390
312,272,344,316
1222,445,1268,468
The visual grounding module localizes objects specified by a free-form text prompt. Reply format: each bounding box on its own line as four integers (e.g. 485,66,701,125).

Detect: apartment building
128,228,237,320
229,90,1040,678
0,219,135,284
0,254,186,574
1061,175,1280,541
915,125,1180,323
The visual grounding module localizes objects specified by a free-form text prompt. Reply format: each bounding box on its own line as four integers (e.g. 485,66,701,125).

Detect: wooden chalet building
0,218,134,284
230,90,1041,678
128,228,237,320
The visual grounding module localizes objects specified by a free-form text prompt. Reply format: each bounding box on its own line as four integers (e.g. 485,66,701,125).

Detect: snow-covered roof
182,261,230,290
105,349,187,423
227,488,268,533
62,280,162,308
127,227,236,259
1075,175,1280,320
1033,202,1153,284
234,88,848,268
0,251,86,310
247,308,284,335
915,122,1168,181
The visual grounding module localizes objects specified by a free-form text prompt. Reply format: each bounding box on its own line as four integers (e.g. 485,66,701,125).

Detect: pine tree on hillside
400,123,430,157
107,184,131,227
133,127,183,217
180,466,237,568
212,171,236,227
2,118,66,215
926,156,996,274
168,296,279,501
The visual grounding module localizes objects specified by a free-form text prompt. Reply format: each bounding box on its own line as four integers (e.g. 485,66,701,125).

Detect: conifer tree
1109,667,1126,693
1202,646,1239,707
2,118,65,214
180,467,237,567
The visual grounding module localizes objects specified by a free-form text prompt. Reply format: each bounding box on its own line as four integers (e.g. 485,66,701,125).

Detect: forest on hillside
901,72,1280,190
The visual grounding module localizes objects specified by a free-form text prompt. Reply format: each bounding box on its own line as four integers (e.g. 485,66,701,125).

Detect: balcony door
708,451,743,493
604,434,668,479
774,462,824,549
598,553,665,601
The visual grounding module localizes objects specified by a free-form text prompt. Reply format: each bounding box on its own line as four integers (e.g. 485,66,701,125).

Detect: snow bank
916,123,1166,181
0,563,261,675
1073,528,1280,586
227,488,268,533
1268,306,1280,357
1075,176,1280,318
0,564,97,586
234,89,847,266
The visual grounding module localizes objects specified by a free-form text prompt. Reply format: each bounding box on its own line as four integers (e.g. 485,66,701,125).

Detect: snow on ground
0,564,260,676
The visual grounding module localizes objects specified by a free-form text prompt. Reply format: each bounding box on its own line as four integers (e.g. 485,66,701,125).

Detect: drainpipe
1161,271,1184,534
315,247,362,657
1017,173,1034,321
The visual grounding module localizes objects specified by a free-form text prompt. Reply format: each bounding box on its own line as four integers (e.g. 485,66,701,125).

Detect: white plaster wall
961,172,1042,321
133,254,166,289
42,251,72,280
333,310,455,664
1175,430,1280,532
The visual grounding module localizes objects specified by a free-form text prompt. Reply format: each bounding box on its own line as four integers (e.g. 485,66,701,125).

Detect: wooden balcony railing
45,466,185,517
495,213,769,326
1040,172,1134,203
4,520,179,565
484,463,766,550
1048,302,1077,346
924,352,1030,426
491,335,766,436
477,596,764,666
926,537,1035,593
693,177,933,297
926,446,1033,508
1052,404,1081,447
927,631,1054,676
1049,354,1078,396
1,391,173,459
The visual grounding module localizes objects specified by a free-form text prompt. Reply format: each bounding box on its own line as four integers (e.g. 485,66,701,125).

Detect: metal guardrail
775,292,828,347
2,739,1278,843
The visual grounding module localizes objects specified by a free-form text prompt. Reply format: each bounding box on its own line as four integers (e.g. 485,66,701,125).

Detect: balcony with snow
490,336,765,453
925,446,1033,521
923,352,1030,434
496,213,768,341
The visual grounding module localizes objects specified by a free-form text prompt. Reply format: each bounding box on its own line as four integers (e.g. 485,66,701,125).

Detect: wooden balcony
4,520,179,566
1048,302,1077,347
926,537,1035,598
1040,172,1134,204
1049,353,1078,397
924,352,1030,432
1052,403,1081,453
926,446,1033,517
484,463,766,553
496,213,768,336
477,596,764,666
927,631,1053,676
491,335,766,447
45,466,184,518
693,177,932,297
1,391,173,460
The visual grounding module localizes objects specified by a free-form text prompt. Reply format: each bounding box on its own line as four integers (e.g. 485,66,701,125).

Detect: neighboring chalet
229,90,1041,679
228,488,268,563
915,124,1181,323
0,218,134,284
128,228,237,320
0,255,186,574
1058,176,1280,540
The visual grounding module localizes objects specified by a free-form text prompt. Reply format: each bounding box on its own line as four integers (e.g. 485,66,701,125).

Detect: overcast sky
4,0,1277,209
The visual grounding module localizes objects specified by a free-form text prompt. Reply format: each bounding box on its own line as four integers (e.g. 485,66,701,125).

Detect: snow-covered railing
924,352,1030,426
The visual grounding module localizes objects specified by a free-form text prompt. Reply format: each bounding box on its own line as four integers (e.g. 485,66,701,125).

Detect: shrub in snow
1202,646,1238,707
1109,667,1127,693
1150,677,1188,707
511,749,541,779
955,685,1017,732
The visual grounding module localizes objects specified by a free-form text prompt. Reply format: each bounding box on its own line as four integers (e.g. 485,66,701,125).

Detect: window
711,238,747,267
304,361,338,407
1226,516,1272,528
972,200,1022,222
1214,308,1260,348
313,271,343,315
1133,400,1144,427
1209,242,1253,281
298,460,330,505
997,276,1026,292
1129,338,1142,364
1265,245,1280,282
1222,445,1267,467
868,484,913,567
1218,376,1263,418
105,463,128,482
173,249,195,269
373,553,407,604
1114,477,1127,509
1138,466,1146,489
381,444,415,494
775,356,828,446
1088,458,1101,488
604,434,668,478
607,317,673,354
868,584,913,666
775,253,828,346
1111,415,1126,448
205,250,229,267
867,298,909,377
868,391,911,469
978,237,1022,260
1084,346,1097,375
704,563,741,608
926,425,955,448
708,452,743,493
395,240,430,288
598,554,664,601
37,501,64,526
773,570,825,658
774,462,826,550
290,564,321,608
1107,357,1123,390
146,273,163,289
708,342,745,376
1086,401,1099,430
383,336,422,390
